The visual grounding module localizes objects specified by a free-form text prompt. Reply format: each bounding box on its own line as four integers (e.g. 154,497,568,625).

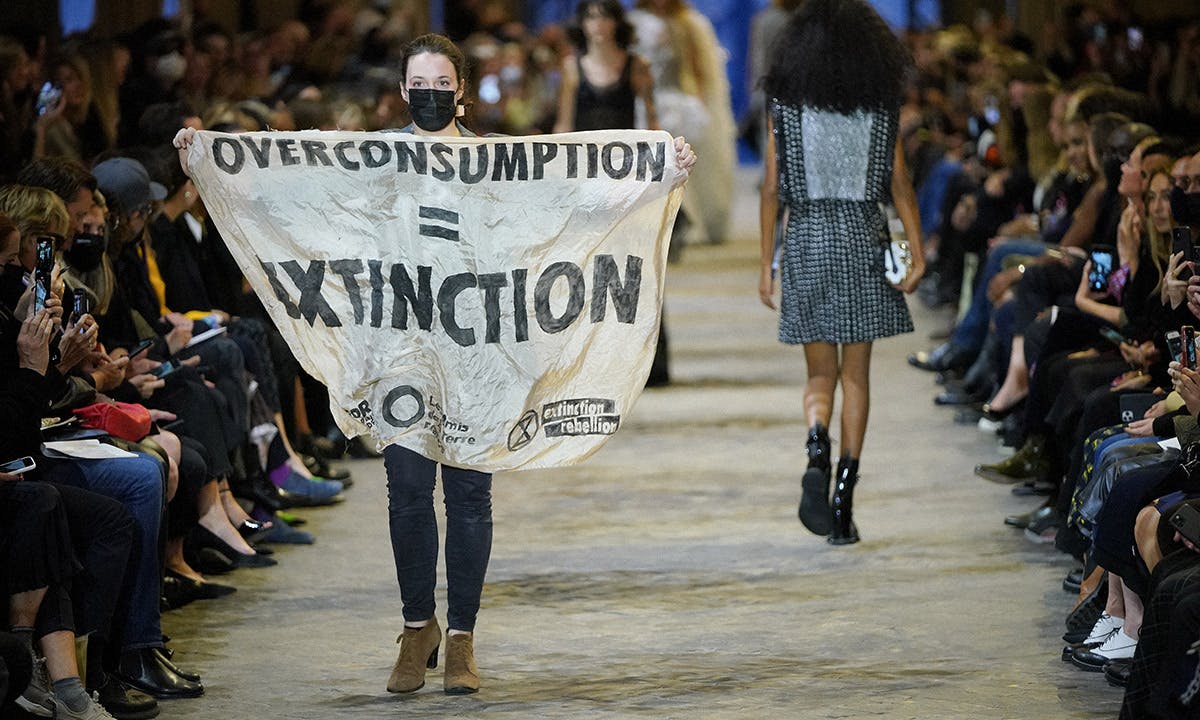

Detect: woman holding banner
758,0,924,545
175,32,695,697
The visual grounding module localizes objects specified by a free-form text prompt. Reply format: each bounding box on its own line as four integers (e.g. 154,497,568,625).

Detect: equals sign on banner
418,206,460,242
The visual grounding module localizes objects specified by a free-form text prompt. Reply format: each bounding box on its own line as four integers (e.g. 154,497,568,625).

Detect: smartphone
1173,227,1195,280
1183,325,1197,370
0,456,37,476
71,288,89,327
33,236,55,312
1167,330,1182,363
123,338,155,358
1127,27,1144,52
149,360,177,379
1170,503,1200,547
35,82,62,116
1088,245,1116,292
1099,326,1126,345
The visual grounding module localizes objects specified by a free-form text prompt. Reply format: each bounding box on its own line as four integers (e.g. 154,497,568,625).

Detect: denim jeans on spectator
951,238,1047,354
384,444,492,632
46,452,166,650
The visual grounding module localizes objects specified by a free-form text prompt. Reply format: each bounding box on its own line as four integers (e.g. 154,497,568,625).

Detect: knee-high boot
828,455,859,545
798,424,832,535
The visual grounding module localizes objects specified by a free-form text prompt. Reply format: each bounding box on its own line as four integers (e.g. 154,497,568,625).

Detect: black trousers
1123,552,1200,719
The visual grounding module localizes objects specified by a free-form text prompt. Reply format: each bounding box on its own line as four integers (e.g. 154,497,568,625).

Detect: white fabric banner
185,129,685,472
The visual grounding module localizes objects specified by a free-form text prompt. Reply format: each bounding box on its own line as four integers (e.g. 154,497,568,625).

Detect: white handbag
883,239,912,286
883,211,911,285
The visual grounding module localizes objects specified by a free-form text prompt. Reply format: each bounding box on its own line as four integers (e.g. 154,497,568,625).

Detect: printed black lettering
477,272,508,344
360,140,391,168
532,142,557,180
591,254,641,323
280,260,342,327
437,272,477,346
368,259,384,328
241,136,273,168
276,138,300,166
459,145,488,184
586,143,599,178
329,259,365,324
390,263,433,330
602,142,633,179
382,385,424,428
492,143,528,181
562,143,582,178
212,137,245,174
395,141,427,174
333,141,360,170
431,143,454,181
258,260,301,319
534,262,585,334
512,268,529,342
301,140,333,167
636,141,666,182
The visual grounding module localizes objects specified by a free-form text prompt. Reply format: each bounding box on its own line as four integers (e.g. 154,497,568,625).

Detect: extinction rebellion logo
508,398,621,451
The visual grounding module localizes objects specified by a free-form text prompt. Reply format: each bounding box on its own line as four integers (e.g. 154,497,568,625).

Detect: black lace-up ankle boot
798,424,832,535
828,455,860,545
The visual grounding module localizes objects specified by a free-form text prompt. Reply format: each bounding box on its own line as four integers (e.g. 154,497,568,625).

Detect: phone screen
0,456,36,475
33,236,55,312
35,82,62,116
1089,247,1116,292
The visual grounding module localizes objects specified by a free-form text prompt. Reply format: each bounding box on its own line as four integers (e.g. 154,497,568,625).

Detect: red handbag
72,402,153,442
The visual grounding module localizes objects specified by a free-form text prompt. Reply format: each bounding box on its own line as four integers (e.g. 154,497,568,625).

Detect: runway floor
160,170,1122,719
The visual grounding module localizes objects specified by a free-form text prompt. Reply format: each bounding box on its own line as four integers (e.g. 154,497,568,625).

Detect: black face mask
65,232,107,272
1170,184,1200,226
407,88,458,132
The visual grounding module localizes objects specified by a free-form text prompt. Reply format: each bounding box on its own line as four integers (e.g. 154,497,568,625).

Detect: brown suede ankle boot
387,617,441,693
443,631,480,695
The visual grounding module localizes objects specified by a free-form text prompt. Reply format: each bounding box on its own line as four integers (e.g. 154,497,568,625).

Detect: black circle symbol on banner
508,410,539,451
383,385,425,428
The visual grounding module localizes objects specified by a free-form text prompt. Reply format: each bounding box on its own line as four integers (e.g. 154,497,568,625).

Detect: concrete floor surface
161,172,1122,719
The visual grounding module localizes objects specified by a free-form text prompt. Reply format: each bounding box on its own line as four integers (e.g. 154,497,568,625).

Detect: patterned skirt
778,200,914,345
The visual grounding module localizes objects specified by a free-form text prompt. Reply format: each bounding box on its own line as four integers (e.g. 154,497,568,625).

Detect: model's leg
798,342,838,536
829,342,871,545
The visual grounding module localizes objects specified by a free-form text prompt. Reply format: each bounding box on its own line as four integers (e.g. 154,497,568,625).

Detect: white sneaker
1093,629,1138,660
15,657,55,717
1083,612,1124,646
55,691,117,720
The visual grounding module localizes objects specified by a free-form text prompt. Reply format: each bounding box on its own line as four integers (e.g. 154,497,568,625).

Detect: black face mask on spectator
64,232,107,272
0,264,27,311
1170,185,1200,226
407,89,457,132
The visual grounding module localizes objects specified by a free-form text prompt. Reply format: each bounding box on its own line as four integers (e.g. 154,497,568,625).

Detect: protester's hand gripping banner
185,129,685,472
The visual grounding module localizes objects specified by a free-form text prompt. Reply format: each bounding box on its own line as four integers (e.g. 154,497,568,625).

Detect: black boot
798,424,832,535
828,455,859,545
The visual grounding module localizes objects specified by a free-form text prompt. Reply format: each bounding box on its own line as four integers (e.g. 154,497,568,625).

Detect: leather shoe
908,342,970,372
92,672,159,720
1104,658,1132,687
1071,630,1136,671
975,435,1049,483
1004,504,1052,529
1063,568,1083,594
153,648,200,682
934,388,988,406
1010,479,1055,496
116,647,204,699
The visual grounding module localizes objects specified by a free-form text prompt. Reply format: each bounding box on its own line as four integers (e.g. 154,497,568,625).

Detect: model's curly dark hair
567,0,635,52
763,0,910,114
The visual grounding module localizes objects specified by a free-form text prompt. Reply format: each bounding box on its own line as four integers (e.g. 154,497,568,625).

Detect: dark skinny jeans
384,444,492,632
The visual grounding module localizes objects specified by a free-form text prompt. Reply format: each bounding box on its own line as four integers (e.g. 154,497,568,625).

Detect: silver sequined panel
800,109,873,201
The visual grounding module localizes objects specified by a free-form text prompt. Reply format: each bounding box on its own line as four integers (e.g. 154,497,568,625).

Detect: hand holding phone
0,456,37,477
1170,503,1200,549
33,236,55,312
35,82,62,116
1088,245,1116,292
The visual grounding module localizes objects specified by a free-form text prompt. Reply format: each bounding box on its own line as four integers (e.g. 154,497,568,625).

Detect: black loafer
116,648,204,699
1063,568,1083,594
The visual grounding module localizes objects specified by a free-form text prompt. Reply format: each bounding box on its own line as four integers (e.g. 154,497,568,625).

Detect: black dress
574,55,636,132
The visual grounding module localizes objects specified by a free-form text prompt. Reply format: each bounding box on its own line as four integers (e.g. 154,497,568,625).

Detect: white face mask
154,51,187,84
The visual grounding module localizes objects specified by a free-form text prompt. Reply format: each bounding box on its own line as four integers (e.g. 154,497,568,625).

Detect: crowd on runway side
900,6,1200,718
